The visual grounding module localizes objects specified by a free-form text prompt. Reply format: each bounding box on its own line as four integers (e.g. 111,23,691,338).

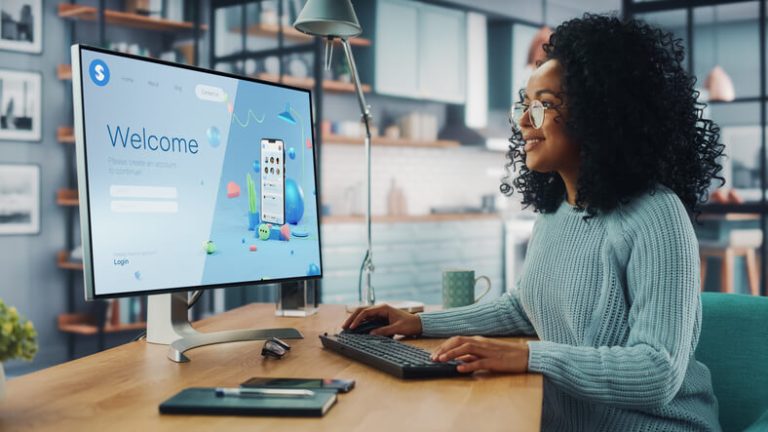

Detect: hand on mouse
342,304,422,337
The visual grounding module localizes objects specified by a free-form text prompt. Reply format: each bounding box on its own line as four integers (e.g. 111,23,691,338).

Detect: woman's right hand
342,304,423,337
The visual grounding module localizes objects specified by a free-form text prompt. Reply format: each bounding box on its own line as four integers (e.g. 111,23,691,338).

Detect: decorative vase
0,362,5,399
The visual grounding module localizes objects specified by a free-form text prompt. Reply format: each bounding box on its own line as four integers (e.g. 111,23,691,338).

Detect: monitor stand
146,293,303,363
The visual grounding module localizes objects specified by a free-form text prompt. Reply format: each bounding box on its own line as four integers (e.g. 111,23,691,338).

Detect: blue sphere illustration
307,263,320,276
252,160,260,172
206,126,221,148
285,178,305,224
288,147,296,160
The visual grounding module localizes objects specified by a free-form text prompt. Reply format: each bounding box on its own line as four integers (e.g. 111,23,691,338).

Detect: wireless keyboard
319,333,466,379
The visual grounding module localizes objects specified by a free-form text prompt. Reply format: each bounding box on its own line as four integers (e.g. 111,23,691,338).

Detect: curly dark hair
500,14,725,219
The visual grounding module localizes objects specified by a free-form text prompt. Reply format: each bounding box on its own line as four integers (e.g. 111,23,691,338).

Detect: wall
0,2,72,375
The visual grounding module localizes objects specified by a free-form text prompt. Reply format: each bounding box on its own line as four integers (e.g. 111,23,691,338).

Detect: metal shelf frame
624,0,768,296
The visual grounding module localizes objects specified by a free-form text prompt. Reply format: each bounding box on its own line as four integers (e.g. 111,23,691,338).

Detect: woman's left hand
430,336,529,374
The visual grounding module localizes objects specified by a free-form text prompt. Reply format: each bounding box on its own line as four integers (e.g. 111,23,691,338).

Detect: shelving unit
56,189,79,207
323,133,460,148
57,126,75,144
58,313,146,336
58,3,208,32
235,22,371,46
57,64,72,81
625,0,767,296
255,73,371,93
56,0,205,358
57,251,84,271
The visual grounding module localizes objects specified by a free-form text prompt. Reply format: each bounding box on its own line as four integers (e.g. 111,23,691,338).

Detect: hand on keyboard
430,336,530,374
343,304,422,337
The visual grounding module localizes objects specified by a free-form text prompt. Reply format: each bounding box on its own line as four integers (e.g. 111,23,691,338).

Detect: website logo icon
89,59,110,87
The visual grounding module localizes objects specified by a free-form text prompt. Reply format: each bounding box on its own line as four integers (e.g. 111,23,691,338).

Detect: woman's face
519,60,580,174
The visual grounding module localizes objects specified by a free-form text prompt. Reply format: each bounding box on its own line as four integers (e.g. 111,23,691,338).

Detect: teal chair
696,293,768,432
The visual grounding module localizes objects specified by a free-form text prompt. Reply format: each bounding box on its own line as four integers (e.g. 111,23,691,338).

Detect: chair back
696,292,768,432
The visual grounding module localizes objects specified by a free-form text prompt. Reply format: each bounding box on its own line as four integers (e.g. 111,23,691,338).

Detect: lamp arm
341,39,373,131
341,38,375,305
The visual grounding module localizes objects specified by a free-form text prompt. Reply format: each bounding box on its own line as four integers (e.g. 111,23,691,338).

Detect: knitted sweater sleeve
526,194,700,409
419,287,537,338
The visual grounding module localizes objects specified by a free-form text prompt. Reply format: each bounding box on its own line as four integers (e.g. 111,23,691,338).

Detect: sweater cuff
418,311,443,337
526,340,550,373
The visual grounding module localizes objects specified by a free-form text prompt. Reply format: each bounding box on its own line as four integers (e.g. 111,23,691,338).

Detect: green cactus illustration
247,173,258,214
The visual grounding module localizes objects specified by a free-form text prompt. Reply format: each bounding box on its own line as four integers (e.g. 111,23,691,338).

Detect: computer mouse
343,318,390,335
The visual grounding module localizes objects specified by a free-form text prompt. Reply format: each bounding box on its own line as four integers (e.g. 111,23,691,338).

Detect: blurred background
0,0,765,376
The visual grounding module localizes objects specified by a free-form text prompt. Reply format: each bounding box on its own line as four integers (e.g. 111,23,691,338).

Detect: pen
214,387,315,398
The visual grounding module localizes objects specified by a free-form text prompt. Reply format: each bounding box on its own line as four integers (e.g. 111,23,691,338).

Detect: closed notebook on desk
159,388,337,417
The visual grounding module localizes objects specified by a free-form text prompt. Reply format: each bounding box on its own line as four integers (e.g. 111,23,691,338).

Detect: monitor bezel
72,44,324,301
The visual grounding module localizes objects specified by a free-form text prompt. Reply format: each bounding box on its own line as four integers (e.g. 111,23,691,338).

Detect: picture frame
0,0,42,54
0,163,40,235
0,69,41,141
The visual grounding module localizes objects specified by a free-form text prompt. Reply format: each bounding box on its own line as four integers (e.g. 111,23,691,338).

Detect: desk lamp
294,0,376,309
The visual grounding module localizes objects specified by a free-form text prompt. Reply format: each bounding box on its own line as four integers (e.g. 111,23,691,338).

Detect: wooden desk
0,304,543,431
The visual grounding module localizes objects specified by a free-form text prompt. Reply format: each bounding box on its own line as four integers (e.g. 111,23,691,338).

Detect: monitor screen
72,45,322,300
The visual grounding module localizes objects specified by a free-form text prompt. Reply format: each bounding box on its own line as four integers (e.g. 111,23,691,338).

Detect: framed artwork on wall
0,163,40,235
0,69,41,141
0,0,42,54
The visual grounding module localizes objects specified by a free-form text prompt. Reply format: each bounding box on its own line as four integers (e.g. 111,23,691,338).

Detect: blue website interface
79,48,322,296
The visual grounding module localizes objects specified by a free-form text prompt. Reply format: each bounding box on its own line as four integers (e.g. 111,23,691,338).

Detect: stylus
214,387,315,398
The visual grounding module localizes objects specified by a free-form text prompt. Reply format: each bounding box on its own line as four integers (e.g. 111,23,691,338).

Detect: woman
343,14,724,431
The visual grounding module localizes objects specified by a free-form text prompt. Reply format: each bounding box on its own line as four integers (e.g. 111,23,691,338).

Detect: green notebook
159,387,337,417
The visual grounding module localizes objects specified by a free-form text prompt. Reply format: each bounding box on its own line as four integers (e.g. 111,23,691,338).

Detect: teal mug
442,270,492,309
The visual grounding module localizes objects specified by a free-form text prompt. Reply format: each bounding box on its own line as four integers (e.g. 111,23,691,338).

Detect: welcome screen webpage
80,49,321,296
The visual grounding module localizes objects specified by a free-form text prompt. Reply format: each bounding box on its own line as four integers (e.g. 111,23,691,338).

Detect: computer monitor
71,45,323,362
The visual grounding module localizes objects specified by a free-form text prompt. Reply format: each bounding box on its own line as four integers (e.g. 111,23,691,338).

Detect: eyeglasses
510,100,553,130
261,337,291,359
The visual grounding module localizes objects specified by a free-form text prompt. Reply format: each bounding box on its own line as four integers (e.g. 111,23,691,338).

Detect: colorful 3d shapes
227,102,234,113
269,226,282,241
242,238,246,244
307,263,320,276
246,174,259,230
252,160,261,172
292,229,309,238
288,147,296,160
249,245,257,252
285,178,305,224
306,138,312,149
227,181,240,198
280,224,291,241
258,224,270,241
202,241,216,254
206,126,221,148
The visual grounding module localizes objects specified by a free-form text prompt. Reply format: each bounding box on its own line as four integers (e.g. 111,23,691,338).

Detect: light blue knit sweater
419,186,721,431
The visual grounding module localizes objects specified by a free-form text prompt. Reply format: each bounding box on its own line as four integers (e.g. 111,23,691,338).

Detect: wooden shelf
323,133,460,148
323,213,501,224
58,313,145,336
233,23,371,46
57,188,79,207
57,250,83,271
58,126,75,144
255,73,370,93
58,64,72,80
58,4,207,32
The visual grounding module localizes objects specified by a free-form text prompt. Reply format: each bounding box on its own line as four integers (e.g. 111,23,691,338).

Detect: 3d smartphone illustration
261,138,286,225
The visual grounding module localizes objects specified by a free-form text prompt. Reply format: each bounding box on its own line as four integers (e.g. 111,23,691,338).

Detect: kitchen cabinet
374,0,466,103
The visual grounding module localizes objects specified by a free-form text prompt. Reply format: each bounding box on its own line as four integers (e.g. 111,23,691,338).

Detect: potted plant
0,299,37,398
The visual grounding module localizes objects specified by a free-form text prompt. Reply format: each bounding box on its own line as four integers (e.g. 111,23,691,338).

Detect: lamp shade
705,65,735,102
294,0,362,38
